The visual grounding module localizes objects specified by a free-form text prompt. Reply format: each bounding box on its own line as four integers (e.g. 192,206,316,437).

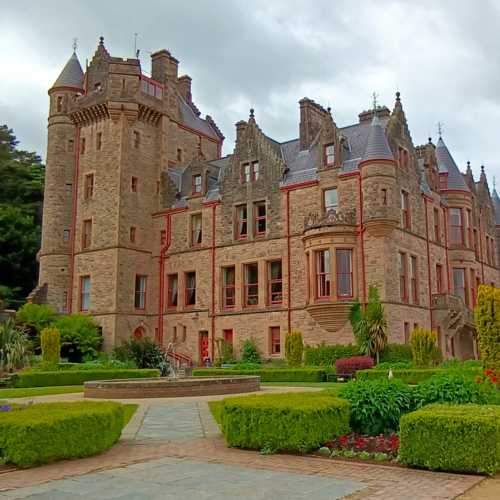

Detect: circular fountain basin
84,376,260,399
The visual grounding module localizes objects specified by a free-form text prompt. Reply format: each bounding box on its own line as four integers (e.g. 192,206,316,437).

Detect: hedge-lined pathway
0,389,488,499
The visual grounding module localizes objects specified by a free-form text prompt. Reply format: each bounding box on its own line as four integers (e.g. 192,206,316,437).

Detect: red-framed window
433,207,440,242
84,173,94,199
323,188,338,213
252,161,260,181
270,326,281,355
324,143,335,166
96,132,102,151
185,271,196,307
222,266,236,309
466,209,472,248
191,213,202,246
133,131,140,149
267,260,283,305
131,176,138,193
130,226,136,243
134,275,147,309
404,322,410,343
167,274,178,308
242,163,251,183
470,269,476,307
79,275,90,312
401,190,410,230
449,208,463,245
244,263,259,307
315,249,331,299
82,219,92,249
399,252,408,303
80,137,86,154
223,329,234,345
398,147,409,168
410,255,418,304
254,201,266,236
436,264,443,293
160,230,166,246
336,249,353,299
439,174,448,190
235,204,248,240
453,268,466,305
192,174,202,194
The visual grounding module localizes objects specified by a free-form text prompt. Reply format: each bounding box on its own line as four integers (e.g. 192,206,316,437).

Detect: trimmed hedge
192,368,332,382
304,344,359,367
10,369,160,388
0,401,124,468
219,392,350,452
356,368,481,384
379,343,413,363
399,404,500,475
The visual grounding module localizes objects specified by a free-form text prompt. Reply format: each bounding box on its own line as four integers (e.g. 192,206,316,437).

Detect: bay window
336,249,353,298
315,250,331,299
324,143,335,166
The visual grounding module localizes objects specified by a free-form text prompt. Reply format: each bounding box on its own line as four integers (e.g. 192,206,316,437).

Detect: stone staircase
305,302,352,333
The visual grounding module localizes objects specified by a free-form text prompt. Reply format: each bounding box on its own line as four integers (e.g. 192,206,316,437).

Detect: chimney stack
151,49,178,85
178,75,192,102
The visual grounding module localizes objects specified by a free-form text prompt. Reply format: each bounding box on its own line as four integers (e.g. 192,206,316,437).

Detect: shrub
241,339,261,364
113,338,165,370
16,303,56,334
335,356,373,378
53,314,102,362
285,330,303,367
219,392,350,452
374,361,412,370
192,367,331,382
410,328,441,368
0,319,29,372
357,368,481,385
304,344,359,367
475,284,500,373
0,401,124,468
40,326,60,367
379,343,413,363
230,362,262,370
338,379,416,435
215,338,235,366
399,404,500,475
10,368,159,387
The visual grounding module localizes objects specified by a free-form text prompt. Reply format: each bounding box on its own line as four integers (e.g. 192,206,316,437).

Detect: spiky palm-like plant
0,319,29,373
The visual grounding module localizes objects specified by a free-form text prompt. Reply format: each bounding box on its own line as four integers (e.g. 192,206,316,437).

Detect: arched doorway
133,326,145,340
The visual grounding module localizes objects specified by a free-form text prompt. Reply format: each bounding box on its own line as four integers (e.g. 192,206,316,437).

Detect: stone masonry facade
36,38,500,364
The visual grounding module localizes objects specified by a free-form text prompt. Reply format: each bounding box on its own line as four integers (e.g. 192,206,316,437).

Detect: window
56,96,63,112
185,272,196,307
96,132,102,151
167,274,178,308
244,263,259,307
68,139,74,152
453,268,466,304
436,264,444,294
404,322,410,343
130,226,136,243
242,163,251,183
133,131,140,149
192,174,202,194
410,256,418,304
466,209,472,248
470,269,476,307
315,250,331,299
160,230,166,246
63,229,70,242
134,275,147,309
268,260,283,305
223,329,234,345
80,137,86,154
324,143,335,166
191,214,202,246
324,188,338,213
254,202,266,236
182,325,187,342
398,147,409,168
399,252,408,303
252,161,260,181
449,208,463,245
236,204,248,240
173,326,177,342
439,174,447,190
473,229,479,258
82,219,92,249
66,183,72,195
131,176,138,193
156,180,160,194
381,188,387,205
84,173,94,199
433,208,440,242
222,266,236,309
336,249,353,298
401,191,410,230
177,148,183,162
80,276,90,312
270,326,281,355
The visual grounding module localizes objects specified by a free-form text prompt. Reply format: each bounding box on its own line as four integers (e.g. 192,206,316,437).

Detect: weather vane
437,121,444,138
72,38,78,53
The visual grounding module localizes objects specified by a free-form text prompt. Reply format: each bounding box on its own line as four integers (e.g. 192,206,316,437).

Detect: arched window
133,326,145,340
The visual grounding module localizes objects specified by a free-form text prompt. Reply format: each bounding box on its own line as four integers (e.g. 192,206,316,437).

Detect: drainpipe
443,206,451,293
357,174,367,305
157,212,172,345
424,197,433,329
210,202,217,361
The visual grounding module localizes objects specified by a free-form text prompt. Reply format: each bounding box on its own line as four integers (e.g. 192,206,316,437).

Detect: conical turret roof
362,114,394,161
52,52,84,90
435,137,469,191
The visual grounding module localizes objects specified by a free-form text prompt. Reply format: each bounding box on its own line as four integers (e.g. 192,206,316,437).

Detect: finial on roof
72,38,78,53
396,91,401,102
327,106,331,115
249,108,254,119
437,121,443,138
481,164,485,173
467,160,471,168
99,36,104,46
428,137,432,144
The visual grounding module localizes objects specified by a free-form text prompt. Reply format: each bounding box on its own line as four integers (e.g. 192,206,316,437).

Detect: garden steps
306,302,352,332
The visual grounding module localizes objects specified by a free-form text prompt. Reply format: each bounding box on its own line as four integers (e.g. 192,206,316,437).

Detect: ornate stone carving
304,209,357,231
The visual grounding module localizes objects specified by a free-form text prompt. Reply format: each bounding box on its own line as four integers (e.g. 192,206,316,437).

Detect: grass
0,385,84,399
122,403,138,427
208,400,223,425
262,381,343,393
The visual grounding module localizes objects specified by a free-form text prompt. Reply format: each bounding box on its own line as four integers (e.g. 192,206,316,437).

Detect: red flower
484,369,493,376
491,376,498,383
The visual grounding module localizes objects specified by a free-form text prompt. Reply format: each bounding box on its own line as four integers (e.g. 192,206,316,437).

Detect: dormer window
242,161,259,183
252,162,260,181
324,143,335,166
398,147,409,168
192,174,202,194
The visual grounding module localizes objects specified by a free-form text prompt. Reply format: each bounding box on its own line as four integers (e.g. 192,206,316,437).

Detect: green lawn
262,381,343,393
0,385,84,399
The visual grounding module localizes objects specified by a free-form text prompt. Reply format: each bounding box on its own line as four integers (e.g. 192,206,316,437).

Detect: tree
410,328,441,367
475,284,500,373
285,330,303,367
40,326,61,367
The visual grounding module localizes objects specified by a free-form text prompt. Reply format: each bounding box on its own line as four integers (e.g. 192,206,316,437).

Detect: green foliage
112,338,165,369
304,343,359,367
16,304,56,334
410,328,442,368
215,338,235,366
0,319,29,372
285,330,303,367
374,361,412,370
230,362,262,370
356,368,481,385
0,401,124,468
52,314,102,362
241,339,261,364
338,379,416,435
193,368,332,382
219,392,350,453
399,404,500,475
475,284,500,373
379,343,413,363
40,327,60,367
9,369,159,388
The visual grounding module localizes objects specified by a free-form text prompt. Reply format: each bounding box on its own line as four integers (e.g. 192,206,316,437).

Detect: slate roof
52,52,84,89
362,114,394,162
493,189,500,225
435,137,470,192
280,139,318,187
178,96,219,140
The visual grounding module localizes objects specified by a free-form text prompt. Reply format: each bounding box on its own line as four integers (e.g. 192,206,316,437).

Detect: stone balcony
432,293,475,329
303,209,357,232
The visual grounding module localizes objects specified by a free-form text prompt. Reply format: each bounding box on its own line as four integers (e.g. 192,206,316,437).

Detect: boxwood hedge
192,368,332,382
0,401,125,468
356,368,481,384
219,392,350,452
399,404,500,475
10,369,160,388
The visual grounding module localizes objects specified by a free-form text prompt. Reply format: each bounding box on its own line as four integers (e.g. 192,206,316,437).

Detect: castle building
34,38,500,364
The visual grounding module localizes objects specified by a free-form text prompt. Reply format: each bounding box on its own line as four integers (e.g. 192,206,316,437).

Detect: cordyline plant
0,319,29,373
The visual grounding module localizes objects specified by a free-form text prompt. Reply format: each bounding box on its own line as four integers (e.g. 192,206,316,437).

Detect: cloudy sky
1,0,499,185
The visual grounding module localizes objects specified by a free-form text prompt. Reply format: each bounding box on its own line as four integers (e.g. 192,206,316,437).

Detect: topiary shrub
379,343,413,363
475,284,500,373
40,326,60,367
113,338,165,369
241,339,261,364
335,356,373,378
338,379,416,435
410,328,441,368
304,344,359,366
285,330,303,367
